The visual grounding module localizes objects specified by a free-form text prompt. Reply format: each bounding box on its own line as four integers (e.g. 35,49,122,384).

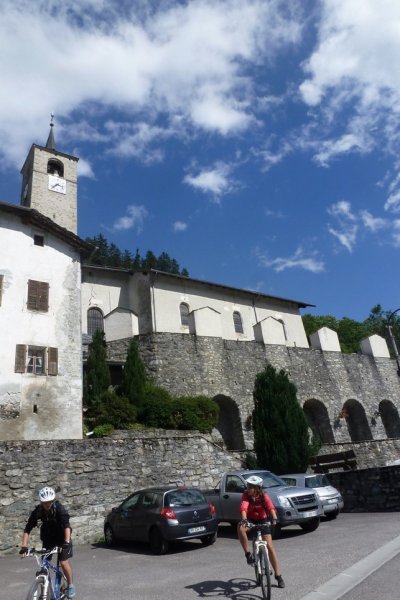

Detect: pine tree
119,338,147,408
252,364,310,474
83,330,111,413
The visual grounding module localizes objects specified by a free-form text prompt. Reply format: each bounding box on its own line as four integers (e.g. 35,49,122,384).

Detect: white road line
299,534,400,600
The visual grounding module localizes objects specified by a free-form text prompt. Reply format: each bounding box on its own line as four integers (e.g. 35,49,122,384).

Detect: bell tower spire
20,115,79,234
45,113,56,150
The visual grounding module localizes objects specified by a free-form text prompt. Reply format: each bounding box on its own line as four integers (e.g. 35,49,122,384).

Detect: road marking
299,534,400,600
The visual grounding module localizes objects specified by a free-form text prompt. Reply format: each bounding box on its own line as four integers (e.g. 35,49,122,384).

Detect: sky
1,0,399,321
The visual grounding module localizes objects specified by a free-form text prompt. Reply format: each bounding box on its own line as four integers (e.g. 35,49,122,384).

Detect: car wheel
325,509,339,520
300,517,320,533
201,533,217,546
149,527,169,555
104,524,117,547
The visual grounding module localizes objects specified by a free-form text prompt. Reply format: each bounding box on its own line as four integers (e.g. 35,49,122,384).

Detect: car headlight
277,495,292,508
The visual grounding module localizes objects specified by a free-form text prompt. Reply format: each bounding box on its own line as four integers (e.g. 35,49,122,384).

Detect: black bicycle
248,522,272,600
24,547,68,600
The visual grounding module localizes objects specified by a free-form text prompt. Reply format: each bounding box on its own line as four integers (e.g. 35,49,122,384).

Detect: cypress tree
253,364,310,474
120,338,147,408
83,330,111,412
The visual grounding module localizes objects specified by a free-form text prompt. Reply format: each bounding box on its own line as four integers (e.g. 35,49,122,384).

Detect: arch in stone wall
213,394,246,451
343,399,373,442
303,399,335,443
379,400,400,438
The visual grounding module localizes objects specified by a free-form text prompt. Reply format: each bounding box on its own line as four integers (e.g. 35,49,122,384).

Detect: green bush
91,390,137,429
139,385,173,427
92,424,114,438
139,388,218,433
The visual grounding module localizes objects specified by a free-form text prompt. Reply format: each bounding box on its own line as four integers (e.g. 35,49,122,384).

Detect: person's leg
60,559,73,585
238,524,250,553
264,535,285,588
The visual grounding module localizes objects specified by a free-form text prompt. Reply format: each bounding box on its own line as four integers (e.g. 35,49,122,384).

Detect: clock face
48,174,66,194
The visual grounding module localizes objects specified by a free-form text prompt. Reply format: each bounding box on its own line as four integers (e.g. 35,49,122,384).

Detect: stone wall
107,333,400,448
0,430,242,555
328,466,400,512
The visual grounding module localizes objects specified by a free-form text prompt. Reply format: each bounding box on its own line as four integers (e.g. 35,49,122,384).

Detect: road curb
298,534,400,600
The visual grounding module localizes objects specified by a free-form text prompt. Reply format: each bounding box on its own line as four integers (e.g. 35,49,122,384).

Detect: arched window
233,311,243,334
180,303,190,327
47,158,64,177
87,307,104,336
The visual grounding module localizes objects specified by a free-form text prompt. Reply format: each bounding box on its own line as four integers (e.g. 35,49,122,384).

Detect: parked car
202,470,324,536
280,473,344,519
104,485,218,554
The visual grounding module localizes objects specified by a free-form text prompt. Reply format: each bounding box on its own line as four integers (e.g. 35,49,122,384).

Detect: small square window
27,347,45,375
34,234,45,246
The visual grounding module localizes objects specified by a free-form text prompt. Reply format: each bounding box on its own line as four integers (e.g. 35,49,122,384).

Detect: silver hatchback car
280,473,344,519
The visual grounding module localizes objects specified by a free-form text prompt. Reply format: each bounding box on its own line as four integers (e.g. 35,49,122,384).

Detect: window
0,274,3,306
33,234,45,247
47,158,64,177
180,303,190,326
27,280,49,311
233,311,244,334
87,307,104,335
27,347,45,374
14,345,58,375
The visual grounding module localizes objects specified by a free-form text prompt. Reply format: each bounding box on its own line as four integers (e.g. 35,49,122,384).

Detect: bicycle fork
36,574,51,600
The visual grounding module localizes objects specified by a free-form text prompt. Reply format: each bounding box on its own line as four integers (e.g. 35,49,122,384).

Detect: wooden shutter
48,347,58,375
0,274,3,306
15,345,26,373
27,280,49,311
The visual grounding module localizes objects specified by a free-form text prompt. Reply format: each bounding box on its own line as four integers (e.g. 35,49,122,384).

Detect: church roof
0,201,93,256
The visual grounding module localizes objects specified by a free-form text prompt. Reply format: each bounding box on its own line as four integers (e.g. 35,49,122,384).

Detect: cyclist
19,486,76,599
238,475,285,589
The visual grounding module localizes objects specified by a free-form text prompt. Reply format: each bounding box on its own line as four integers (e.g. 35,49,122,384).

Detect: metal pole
386,309,400,376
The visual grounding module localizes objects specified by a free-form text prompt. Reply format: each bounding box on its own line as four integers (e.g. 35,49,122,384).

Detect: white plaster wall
310,327,341,352
0,213,82,440
151,278,309,347
80,270,309,347
81,268,131,334
254,317,286,345
191,307,222,337
105,308,138,341
360,335,390,358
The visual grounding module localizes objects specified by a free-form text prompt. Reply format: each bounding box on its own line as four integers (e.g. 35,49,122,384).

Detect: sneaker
67,584,76,598
275,575,285,589
245,552,255,565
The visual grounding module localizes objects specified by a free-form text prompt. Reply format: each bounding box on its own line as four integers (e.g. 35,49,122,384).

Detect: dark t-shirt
24,501,71,548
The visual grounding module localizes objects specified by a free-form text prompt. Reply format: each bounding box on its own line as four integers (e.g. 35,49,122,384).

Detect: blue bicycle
25,547,68,600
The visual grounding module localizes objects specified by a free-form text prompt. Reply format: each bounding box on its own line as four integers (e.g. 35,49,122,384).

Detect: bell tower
20,115,79,234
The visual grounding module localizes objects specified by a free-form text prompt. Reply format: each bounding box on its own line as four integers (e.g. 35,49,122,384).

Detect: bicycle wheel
25,579,45,600
259,546,271,600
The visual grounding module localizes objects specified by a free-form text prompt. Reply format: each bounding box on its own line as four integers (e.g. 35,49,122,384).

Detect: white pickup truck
203,469,324,536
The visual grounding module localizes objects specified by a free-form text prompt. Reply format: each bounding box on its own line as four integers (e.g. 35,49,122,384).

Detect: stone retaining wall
0,430,242,555
328,466,400,512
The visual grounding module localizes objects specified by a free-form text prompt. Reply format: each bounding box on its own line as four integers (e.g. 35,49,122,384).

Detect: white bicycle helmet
38,486,56,502
246,475,263,486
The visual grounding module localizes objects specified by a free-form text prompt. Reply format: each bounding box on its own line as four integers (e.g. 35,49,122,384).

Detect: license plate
188,526,206,534
302,510,317,518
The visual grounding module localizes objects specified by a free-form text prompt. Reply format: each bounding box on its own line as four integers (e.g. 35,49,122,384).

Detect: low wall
328,465,400,512
317,438,400,469
0,430,242,555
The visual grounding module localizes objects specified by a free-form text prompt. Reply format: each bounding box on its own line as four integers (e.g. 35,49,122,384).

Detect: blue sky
1,0,399,321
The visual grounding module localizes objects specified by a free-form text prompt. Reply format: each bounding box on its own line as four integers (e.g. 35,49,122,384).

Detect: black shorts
249,520,272,536
42,541,73,561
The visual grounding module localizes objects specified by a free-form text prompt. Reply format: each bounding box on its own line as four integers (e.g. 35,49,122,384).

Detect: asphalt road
2,513,400,600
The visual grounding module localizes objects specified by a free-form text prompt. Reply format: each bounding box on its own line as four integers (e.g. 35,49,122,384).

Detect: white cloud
0,0,303,168
183,162,237,199
112,204,148,232
173,220,187,232
327,200,358,252
360,210,388,232
257,246,325,273
77,157,95,179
